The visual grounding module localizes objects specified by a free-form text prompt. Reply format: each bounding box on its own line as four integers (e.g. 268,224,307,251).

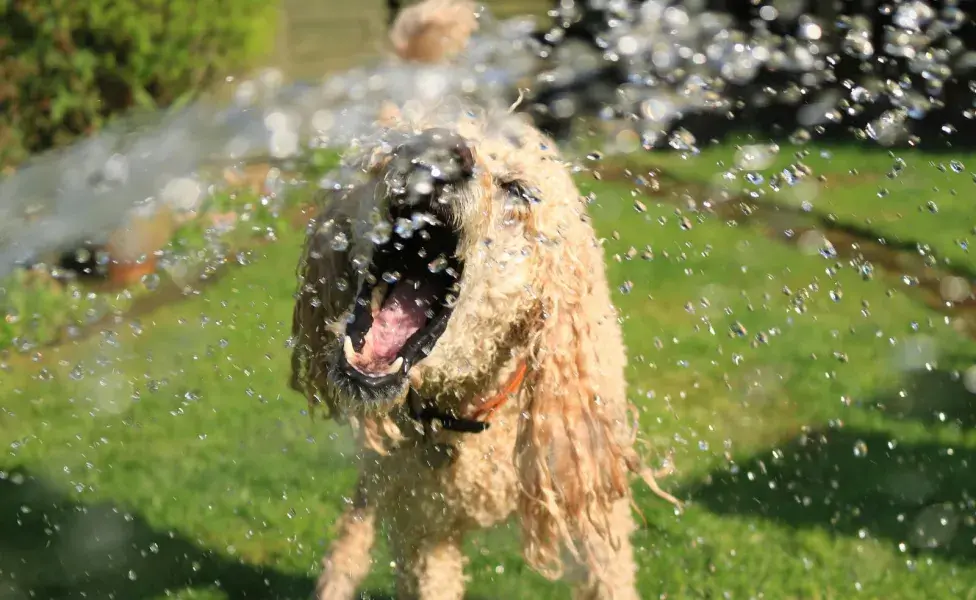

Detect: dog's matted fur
290,97,680,600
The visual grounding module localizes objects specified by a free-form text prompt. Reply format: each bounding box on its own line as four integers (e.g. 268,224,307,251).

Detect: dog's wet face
330,128,478,405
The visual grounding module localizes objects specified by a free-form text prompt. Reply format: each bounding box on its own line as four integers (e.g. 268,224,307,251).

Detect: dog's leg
315,479,376,600
389,527,468,600
570,498,641,600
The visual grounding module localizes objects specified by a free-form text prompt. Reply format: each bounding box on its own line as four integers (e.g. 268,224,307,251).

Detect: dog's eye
501,180,540,205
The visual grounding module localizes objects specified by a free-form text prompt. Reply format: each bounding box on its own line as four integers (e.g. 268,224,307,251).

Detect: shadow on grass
880,368,976,429
0,465,315,599
687,413,976,564
0,466,497,600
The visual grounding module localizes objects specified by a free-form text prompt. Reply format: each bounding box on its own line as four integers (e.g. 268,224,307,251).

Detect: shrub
0,0,279,169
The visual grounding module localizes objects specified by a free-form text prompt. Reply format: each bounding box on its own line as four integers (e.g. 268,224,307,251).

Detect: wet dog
290,101,679,599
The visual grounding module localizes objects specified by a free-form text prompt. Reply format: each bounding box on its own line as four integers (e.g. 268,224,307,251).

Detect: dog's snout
395,128,475,183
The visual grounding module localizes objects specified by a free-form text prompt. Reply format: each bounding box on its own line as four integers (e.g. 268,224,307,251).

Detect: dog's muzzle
332,128,475,407
386,128,476,210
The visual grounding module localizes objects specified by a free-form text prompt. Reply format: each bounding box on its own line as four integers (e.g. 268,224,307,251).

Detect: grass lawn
619,139,976,275
2,139,976,599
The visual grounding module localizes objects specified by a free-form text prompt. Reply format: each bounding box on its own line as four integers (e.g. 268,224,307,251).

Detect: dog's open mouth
338,210,463,389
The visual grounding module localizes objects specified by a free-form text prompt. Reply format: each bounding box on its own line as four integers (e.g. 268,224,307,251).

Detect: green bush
0,0,279,169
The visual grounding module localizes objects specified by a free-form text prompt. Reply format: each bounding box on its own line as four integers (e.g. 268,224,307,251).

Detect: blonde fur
290,103,679,599
290,3,676,598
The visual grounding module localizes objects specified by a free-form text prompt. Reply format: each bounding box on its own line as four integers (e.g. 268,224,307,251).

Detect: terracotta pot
105,205,175,288
108,255,159,287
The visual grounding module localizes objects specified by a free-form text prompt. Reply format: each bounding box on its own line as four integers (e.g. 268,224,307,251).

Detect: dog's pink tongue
354,282,434,372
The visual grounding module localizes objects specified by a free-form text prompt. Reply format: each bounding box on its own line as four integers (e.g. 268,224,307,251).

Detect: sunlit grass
1,144,976,599
624,139,976,273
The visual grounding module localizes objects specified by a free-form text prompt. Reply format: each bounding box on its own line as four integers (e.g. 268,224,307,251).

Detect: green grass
2,142,976,599
617,139,976,274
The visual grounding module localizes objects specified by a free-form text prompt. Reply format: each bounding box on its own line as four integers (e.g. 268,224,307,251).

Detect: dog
290,96,679,599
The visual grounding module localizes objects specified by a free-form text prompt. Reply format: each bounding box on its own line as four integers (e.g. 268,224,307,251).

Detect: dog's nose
394,128,475,183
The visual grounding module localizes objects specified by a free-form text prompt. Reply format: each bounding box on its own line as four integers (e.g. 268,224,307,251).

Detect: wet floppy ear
496,179,543,224
290,191,358,420
514,223,633,579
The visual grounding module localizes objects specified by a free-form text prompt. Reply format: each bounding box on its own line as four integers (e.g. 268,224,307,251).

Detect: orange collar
406,360,528,435
469,360,528,423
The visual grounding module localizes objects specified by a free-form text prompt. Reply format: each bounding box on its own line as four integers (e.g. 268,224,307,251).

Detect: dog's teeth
384,356,405,374
371,282,389,313
343,336,355,359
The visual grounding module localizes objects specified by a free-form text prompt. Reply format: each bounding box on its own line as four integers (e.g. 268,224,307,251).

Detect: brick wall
279,0,551,79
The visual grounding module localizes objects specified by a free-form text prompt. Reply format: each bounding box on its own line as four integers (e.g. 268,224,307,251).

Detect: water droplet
962,365,976,394
330,232,350,252
370,221,392,245
141,273,160,291
428,256,448,273
735,144,778,170
940,276,970,303
394,218,415,239
789,129,812,145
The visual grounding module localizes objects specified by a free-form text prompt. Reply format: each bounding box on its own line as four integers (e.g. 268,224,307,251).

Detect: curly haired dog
290,98,679,600
289,2,678,599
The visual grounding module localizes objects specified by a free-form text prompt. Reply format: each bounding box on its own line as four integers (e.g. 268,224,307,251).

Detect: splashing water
0,1,970,271
0,10,541,276
5,2,976,597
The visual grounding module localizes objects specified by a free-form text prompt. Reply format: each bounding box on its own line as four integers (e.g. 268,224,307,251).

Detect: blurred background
2,0,976,598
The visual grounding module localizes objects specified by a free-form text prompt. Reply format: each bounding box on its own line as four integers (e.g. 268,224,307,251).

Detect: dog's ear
290,190,358,421
514,218,636,580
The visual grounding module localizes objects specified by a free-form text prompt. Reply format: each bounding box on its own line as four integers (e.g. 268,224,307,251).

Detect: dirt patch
288,202,318,230
594,162,976,339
